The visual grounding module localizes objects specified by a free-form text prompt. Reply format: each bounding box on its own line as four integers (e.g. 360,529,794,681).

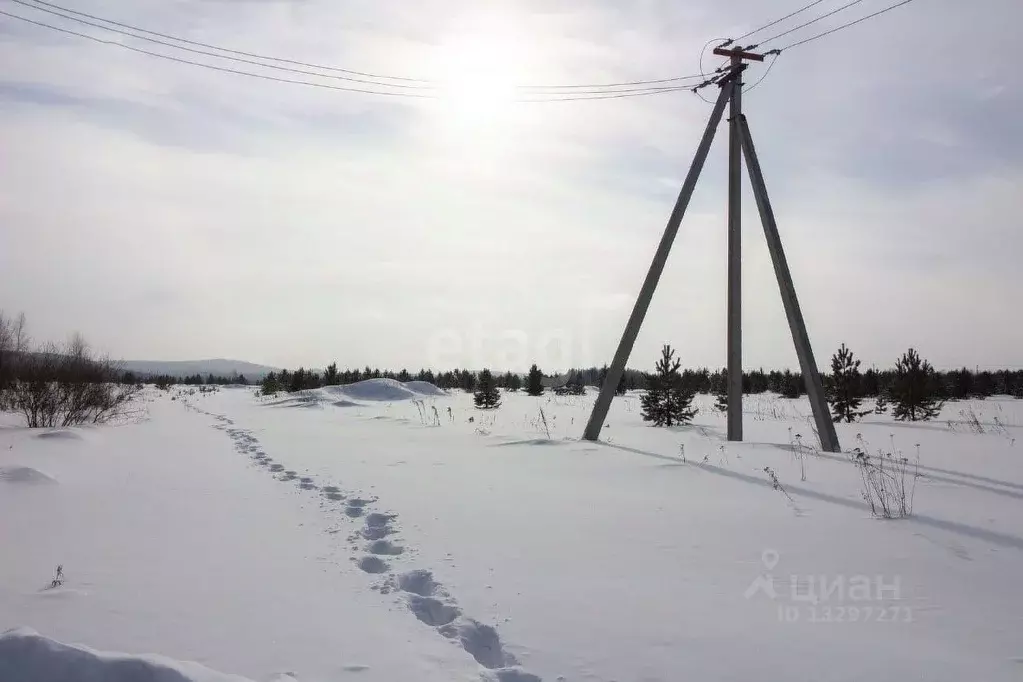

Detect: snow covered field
3,381,1023,681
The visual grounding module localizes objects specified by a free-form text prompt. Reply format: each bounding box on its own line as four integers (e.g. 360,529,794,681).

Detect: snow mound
404,381,447,396
0,466,57,484
34,429,83,441
267,393,327,409
0,627,253,682
328,378,442,402
331,399,360,408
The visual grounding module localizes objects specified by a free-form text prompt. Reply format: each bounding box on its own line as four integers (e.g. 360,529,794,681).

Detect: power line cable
15,0,707,91
0,10,695,102
0,10,436,98
520,86,691,102
20,0,428,83
11,2,700,96
774,0,918,51
752,0,868,48
695,37,730,103
732,0,830,42
712,0,919,93
10,0,432,90
742,51,780,93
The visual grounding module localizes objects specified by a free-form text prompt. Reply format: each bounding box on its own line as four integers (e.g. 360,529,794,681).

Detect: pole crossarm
712,46,765,62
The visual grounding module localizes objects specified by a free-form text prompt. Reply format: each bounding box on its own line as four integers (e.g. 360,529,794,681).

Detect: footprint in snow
397,569,438,597
364,512,395,528
407,594,460,626
367,539,403,556
446,619,518,670
362,524,393,540
357,556,389,574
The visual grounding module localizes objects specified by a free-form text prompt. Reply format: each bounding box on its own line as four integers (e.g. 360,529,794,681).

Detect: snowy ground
2,381,1023,681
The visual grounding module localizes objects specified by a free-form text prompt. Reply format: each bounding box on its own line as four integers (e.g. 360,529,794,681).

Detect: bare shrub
49,564,65,589
852,447,919,519
4,334,141,428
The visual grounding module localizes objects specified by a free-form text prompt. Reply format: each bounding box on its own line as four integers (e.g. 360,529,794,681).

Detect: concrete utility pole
581,78,736,442
737,115,839,452
583,46,841,453
726,52,744,443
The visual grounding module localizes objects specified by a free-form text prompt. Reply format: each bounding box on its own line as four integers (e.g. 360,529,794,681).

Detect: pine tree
566,371,585,395
828,343,869,423
261,372,280,396
324,362,339,386
891,348,941,421
781,370,802,399
713,369,728,413
458,369,476,392
640,345,697,427
507,373,523,392
473,368,501,409
526,364,544,396
874,389,889,414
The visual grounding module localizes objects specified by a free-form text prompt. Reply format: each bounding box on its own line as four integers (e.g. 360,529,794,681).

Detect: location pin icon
762,549,780,570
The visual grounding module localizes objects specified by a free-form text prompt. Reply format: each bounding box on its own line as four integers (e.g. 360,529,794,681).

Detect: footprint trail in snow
189,403,542,681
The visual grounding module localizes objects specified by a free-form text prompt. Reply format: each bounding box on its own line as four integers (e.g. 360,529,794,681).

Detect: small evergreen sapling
640,345,697,427
828,343,870,423
891,348,941,422
473,368,501,409
526,364,544,397
874,389,890,414
713,369,728,413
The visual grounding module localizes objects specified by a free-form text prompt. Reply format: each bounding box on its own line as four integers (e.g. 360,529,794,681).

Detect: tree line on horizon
255,357,1023,406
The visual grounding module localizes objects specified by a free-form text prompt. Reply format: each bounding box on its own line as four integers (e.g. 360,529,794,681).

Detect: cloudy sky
1,0,1020,372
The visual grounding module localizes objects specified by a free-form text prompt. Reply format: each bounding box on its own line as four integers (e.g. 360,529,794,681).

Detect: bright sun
432,13,536,129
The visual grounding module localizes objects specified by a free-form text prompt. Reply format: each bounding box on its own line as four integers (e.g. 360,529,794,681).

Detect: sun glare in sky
432,11,540,131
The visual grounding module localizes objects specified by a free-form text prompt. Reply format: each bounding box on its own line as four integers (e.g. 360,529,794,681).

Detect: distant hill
120,359,279,379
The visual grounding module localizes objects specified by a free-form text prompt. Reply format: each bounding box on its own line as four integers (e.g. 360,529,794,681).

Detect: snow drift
0,466,56,484
324,378,445,402
0,628,253,682
403,381,447,397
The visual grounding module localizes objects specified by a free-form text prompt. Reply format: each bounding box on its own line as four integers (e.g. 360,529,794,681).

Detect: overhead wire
751,0,868,48
713,0,920,95
0,9,700,102
742,51,780,93
13,0,707,92
773,0,918,51
19,0,428,83
732,0,830,42
9,0,433,90
4,0,924,102
694,37,730,103
0,10,436,98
